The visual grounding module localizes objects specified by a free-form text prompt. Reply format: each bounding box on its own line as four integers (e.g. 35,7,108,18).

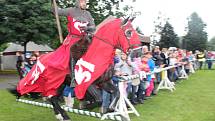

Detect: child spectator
136,52,151,103
144,52,156,97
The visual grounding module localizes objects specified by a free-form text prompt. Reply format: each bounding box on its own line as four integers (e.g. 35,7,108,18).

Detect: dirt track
0,74,19,89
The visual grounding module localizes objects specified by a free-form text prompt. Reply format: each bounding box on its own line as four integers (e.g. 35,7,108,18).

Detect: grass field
0,68,215,121
0,79,4,82
0,70,18,75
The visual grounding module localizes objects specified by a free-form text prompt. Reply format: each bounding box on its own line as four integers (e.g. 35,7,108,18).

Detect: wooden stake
53,0,63,43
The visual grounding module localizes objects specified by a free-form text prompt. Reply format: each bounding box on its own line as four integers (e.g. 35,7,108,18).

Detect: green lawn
0,69,215,121
0,79,5,82
0,70,18,75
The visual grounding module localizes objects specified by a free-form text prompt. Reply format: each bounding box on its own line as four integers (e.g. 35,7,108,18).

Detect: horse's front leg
79,84,102,109
48,96,71,121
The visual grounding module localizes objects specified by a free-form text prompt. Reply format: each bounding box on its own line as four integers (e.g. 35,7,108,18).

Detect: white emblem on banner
75,58,95,85
31,60,45,84
73,18,88,33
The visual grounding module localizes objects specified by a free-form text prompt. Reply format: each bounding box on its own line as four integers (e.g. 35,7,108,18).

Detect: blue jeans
127,82,132,94
207,60,213,69
102,90,111,108
137,80,145,100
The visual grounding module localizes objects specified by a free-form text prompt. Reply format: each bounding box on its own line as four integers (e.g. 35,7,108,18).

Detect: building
138,34,151,46
1,41,53,70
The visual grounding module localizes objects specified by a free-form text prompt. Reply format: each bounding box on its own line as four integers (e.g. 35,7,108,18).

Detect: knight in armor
52,0,95,35
52,0,96,68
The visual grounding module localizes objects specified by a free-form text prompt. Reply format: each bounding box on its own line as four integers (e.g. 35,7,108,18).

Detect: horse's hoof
55,114,64,121
79,101,87,109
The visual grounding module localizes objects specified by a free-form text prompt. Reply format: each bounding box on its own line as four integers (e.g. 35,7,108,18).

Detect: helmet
75,0,86,8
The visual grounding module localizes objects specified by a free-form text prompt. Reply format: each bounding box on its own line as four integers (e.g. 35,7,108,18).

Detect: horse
16,16,141,121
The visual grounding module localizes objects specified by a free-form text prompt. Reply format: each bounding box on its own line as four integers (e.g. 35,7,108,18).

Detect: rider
52,0,95,36
52,0,96,73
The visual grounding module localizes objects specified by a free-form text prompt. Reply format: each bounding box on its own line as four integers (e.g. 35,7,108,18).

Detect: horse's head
115,17,141,53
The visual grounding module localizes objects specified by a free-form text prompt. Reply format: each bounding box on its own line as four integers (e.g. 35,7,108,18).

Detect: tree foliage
0,43,9,52
58,0,126,25
151,12,169,46
0,0,58,47
207,37,215,51
0,0,130,50
158,21,179,48
182,12,208,51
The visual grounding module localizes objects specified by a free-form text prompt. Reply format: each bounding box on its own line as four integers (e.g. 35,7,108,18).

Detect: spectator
206,51,213,69
101,54,119,113
196,51,205,69
144,52,156,97
114,52,133,96
142,45,149,54
33,51,40,60
160,48,169,67
136,52,153,103
63,75,75,108
16,51,24,79
130,56,142,104
152,46,163,83
168,53,179,82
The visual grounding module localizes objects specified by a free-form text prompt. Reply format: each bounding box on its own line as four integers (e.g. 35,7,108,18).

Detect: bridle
91,21,136,51
120,22,141,54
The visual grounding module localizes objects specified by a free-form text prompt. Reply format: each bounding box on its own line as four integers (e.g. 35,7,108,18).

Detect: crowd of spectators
99,46,215,113
16,46,215,113
16,51,40,79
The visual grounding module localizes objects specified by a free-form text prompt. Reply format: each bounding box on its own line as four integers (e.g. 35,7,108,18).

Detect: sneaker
79,101,87,109
100,107,108,114
138,99,144,104
131,100,138,105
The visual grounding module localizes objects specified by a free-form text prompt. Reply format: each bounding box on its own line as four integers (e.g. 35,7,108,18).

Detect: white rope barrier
16,99,122,121
119,63,191,93
206,59,215,61
120,65,177,81
101,78,140,121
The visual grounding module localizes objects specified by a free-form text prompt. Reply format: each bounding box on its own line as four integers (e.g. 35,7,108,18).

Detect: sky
120,0,215,40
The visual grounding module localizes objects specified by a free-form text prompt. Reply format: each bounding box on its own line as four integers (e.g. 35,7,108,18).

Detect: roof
3,41,53,55
3,42,53,55
138,34,151,43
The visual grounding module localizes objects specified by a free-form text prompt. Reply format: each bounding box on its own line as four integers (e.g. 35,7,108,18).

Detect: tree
207,37,215,51
58,0,128,25
0,0,59,52
0,43,9,52
158,21,179,48
182,12,208,51
0,0,131,50
151,12,169,46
